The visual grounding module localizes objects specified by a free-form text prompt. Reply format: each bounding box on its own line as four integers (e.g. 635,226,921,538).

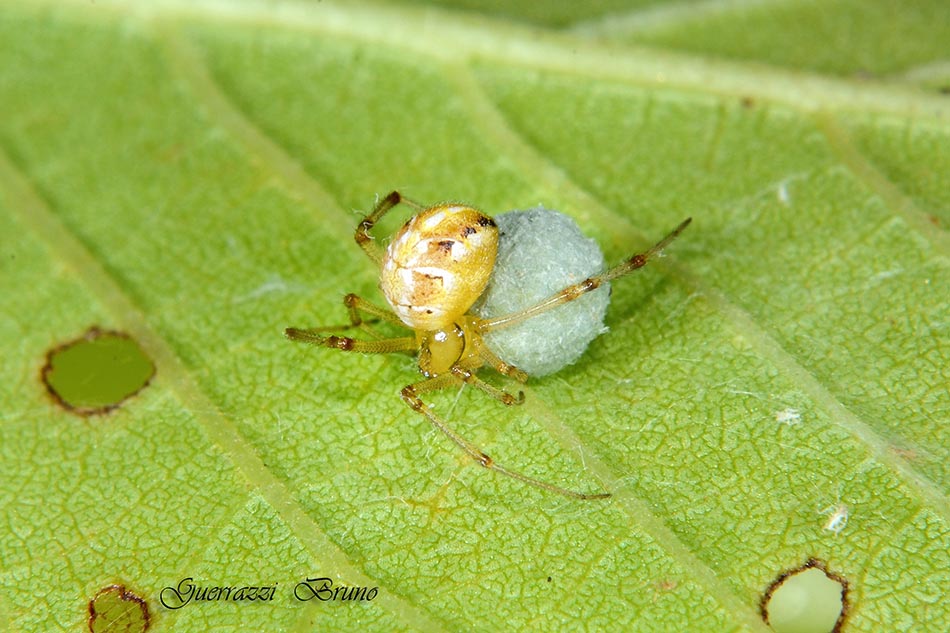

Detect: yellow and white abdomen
380,203,498,331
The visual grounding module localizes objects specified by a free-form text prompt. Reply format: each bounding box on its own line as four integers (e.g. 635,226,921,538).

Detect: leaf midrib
23,0,950,121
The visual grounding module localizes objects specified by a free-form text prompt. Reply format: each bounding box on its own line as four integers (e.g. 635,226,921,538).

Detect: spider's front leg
449,366,524,406
400,374,610,500
476,340,529,384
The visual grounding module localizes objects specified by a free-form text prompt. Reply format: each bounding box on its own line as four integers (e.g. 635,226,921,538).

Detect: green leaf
1,1,947,630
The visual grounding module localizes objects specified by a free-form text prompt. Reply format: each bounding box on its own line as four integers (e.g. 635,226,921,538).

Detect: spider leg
476,343,529,384
285,327,416,354
449,365,524,406
342,293,405,326
288,294,408,341
354,190,424,264
401,375,610,500
478,217,692,333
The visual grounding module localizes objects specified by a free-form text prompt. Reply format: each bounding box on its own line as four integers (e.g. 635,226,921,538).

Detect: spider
286,191,690,500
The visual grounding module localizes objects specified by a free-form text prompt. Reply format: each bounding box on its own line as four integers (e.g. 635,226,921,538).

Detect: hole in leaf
88,584,150,633
761,558,849,633
42,327,154,415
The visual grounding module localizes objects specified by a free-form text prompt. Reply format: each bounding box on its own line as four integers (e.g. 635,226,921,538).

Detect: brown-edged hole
88,584,150,633
761,558,849,633
42,327,154,416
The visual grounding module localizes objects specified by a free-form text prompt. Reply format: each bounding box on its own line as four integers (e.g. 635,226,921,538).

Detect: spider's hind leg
354,190,425,263
478,217,691,333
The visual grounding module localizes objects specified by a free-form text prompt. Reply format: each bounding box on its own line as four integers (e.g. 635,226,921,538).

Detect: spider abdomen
381,203,498,331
